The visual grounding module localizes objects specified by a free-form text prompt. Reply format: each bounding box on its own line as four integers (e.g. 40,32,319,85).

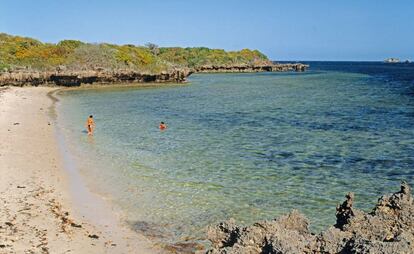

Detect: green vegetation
0,33,270,73
158,47,269,68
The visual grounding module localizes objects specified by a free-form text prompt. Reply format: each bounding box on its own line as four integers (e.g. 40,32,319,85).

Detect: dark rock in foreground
206,181,413,254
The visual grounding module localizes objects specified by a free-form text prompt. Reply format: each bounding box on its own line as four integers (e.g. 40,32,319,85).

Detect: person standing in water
159,121,167,130
86,115,95,135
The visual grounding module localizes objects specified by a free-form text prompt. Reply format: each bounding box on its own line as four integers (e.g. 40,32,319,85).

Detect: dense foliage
0,33,270,73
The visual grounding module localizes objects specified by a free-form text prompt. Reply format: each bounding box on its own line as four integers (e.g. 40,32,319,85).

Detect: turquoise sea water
56,62,414,245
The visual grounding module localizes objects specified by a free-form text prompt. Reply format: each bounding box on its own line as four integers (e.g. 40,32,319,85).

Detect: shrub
0,33,271,72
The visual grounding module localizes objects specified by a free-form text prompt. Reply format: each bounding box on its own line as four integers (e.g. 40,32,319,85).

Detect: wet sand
0,87,159,253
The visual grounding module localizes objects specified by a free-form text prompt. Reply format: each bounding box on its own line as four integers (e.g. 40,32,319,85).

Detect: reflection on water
86,135,95,145
57,62,414,245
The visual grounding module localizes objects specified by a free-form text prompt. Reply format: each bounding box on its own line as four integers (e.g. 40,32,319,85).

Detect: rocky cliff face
194,63,308,73
0,69,193,87
206,181,414,254
0,63,308,87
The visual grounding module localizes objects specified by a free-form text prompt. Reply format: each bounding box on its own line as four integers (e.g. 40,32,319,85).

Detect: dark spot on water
310,123,335,131
346,156,366,164
255,151,266,157
324,111,344,117
163,241,205,254
321,156,342,166
128,220,169,239
277,151,295,159
371,159,397,169
348,125,368,131
386,170,406,177
403,111,414,117
252,198,270,206
357,159,399,175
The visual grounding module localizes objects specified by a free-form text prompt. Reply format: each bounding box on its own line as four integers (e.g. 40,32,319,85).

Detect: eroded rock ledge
206,181,414,254
194,63,308,73
0,63,308,87
0,69,193,87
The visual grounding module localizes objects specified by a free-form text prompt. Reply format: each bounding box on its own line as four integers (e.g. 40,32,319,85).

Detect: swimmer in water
159,121,167,130
86,115,95,135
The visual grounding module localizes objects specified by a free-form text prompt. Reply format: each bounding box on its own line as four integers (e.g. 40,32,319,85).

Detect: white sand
0,87,161,253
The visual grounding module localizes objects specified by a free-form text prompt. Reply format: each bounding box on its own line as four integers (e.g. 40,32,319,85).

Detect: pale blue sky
1,0,413,61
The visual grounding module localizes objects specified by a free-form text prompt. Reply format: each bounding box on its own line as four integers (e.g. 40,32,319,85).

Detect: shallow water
57,62,414,244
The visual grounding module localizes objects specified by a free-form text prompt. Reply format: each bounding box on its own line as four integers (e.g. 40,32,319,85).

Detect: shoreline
52,87,205,253
57,81,190,92
0,86,159,253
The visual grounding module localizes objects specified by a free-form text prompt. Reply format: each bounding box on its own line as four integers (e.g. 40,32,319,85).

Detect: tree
57,40,84,49
145,43,160,56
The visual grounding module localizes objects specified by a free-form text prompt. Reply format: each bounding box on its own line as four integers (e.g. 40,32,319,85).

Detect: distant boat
384,58,400,63
404,60,411,64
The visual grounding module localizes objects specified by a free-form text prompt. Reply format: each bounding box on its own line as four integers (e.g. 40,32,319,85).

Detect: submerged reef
206,181,414,254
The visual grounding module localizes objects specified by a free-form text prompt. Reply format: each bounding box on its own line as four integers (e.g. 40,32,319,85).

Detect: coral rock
206,181,414,254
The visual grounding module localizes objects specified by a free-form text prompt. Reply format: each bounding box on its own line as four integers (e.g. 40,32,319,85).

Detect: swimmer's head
161,122,164,124
89,115,93,118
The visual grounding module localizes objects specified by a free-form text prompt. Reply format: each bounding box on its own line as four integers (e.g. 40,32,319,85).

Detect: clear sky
1,0,413,61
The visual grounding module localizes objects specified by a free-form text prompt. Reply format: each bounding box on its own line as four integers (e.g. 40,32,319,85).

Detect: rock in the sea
194,63,308,73
206,181,414,254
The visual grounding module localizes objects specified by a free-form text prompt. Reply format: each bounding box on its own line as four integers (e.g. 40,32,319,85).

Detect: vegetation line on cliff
0,33,270,73
0,33,308,86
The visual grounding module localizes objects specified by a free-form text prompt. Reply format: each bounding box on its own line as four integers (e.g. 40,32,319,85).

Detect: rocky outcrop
0,63,308,87
194,63,308,73
206,181,414,254
0,68,193,87
272,63,308,72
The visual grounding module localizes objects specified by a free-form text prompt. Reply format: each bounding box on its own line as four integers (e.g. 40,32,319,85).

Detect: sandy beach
0,87,159,254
